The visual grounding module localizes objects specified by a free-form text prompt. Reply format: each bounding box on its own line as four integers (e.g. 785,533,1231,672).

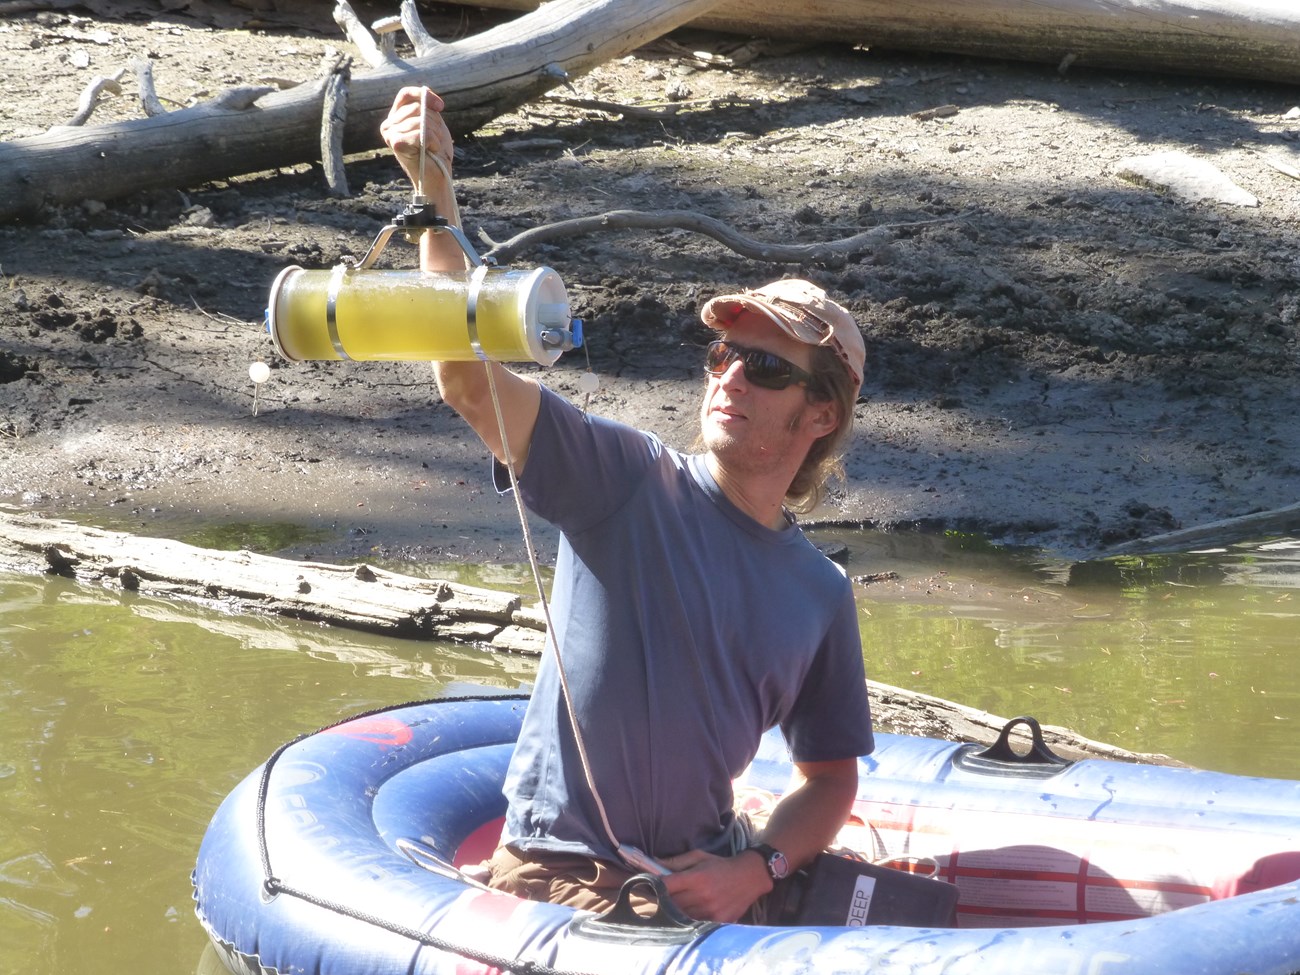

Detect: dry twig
544,92,761,120
332,0,401,68
133,59,167,117
478,209,955,265
64,69,126,127
321,54,353,197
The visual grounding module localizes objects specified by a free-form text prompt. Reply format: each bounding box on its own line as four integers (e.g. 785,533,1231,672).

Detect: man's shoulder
536,385,668,458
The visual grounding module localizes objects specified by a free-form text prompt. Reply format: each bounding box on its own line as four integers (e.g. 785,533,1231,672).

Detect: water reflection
1064,540,1300,591
832,530,1300,779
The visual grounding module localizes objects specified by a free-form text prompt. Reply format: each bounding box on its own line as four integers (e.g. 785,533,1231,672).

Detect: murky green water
0,577,535,975
2,532,1297,975
843,532,1300,777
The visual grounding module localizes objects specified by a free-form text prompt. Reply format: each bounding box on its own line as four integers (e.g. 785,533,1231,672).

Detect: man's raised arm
379,87,541,468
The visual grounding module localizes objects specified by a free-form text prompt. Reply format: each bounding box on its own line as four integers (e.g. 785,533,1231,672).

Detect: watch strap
748,842,789,881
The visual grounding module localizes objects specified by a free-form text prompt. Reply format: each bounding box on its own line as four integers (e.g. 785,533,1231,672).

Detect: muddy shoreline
2,3,1299,569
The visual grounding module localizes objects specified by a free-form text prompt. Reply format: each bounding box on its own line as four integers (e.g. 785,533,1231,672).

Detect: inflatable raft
192,695,1300,975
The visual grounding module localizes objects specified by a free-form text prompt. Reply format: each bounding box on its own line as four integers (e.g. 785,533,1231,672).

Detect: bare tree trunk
464,0,1300,85
0,0,722,222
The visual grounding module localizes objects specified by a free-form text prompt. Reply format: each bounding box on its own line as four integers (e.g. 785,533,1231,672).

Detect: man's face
698,312,832,472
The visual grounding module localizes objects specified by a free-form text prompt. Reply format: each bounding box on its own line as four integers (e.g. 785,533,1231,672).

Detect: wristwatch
749,842,790,881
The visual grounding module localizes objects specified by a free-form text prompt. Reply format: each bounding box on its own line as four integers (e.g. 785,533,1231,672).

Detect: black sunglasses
704,339,819,392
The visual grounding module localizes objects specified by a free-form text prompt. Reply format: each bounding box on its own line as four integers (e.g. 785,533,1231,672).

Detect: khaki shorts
484,844,641,914
483,844,770,923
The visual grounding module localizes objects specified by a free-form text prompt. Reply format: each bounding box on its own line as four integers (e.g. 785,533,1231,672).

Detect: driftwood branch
400,0,444,57
133,58,167,117
321,54,353,197
333,0,403,68
372,16,404,64
0,0,725,222
865,680,1183,766
65,70,126,127
479,208,952,265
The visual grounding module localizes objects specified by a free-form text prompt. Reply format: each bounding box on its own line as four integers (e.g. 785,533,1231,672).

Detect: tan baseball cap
700,279,865,391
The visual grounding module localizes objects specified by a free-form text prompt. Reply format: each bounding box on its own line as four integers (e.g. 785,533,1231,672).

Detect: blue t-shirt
497,387,874,863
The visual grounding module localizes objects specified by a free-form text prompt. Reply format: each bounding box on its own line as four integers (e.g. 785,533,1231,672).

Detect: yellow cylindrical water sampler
266,262,581,366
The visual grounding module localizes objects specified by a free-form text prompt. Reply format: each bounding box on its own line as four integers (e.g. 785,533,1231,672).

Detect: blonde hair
784,345,859,514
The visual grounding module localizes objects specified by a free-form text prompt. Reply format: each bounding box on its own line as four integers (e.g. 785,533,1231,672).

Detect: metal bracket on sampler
350,200,489,272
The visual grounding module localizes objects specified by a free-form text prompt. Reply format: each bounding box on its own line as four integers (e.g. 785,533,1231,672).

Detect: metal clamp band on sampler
465,264,491,361
325,264,351,361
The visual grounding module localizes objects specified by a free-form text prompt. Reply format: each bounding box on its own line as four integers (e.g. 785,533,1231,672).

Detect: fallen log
0,507,543,650
459,0,1300,86
1,506,1180,764
1104,500,1300,555
0,0,723,222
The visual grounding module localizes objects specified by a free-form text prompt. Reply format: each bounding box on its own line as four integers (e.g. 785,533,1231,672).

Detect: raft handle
952,715,1073,778
568,874,717,945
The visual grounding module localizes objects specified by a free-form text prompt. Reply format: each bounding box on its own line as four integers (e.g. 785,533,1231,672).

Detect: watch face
768,849,790,880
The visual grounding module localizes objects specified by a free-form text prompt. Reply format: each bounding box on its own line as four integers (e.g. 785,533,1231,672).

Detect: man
380,88,874,923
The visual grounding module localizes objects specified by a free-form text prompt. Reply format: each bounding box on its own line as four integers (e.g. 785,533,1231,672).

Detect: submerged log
461,0,1300,86
866,680,1184,766
1105,500,1300,555
0,508,534,646
1,507,1180,764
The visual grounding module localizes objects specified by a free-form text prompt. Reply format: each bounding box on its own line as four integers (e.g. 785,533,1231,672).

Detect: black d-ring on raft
567,874,717,945
952,715,1073,778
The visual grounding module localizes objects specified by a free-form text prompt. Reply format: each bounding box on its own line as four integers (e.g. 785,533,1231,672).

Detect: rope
482,366,625,856
415,89,628,866
260,874,574,975
416,87,461,228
